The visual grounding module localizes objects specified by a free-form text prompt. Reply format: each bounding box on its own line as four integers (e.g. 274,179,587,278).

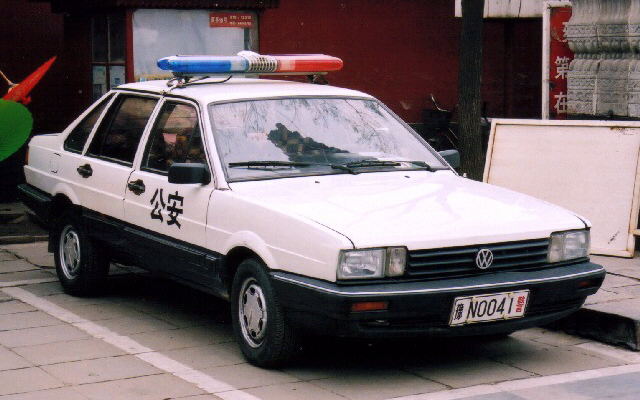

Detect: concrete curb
0,202,49,245
0,211,24,224
553,306,640,351
0,235,49,245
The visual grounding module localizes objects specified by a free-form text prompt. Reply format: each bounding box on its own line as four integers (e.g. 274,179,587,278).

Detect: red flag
3,56,56,105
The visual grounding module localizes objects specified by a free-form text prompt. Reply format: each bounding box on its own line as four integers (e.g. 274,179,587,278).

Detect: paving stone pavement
0,203,48,245
0,243,639,400
554,254,640,350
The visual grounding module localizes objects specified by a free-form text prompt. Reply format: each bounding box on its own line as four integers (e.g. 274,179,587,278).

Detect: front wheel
231,258,300,368
54,212,109,296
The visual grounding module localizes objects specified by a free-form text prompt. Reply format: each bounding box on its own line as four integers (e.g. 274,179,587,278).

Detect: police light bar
157,51,343,76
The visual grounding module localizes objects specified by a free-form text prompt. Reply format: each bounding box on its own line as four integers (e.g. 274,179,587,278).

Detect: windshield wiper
344,160,436,171
328,164,358,174
228,160,358,174
228,161,312,168
403,160,437,171
228,160,443,175
345,160,401,168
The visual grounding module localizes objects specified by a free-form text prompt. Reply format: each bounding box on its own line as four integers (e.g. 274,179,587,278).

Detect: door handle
76,164,93,178
127,179,145,195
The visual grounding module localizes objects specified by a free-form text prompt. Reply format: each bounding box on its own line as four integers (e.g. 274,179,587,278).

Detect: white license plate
449,290,529,326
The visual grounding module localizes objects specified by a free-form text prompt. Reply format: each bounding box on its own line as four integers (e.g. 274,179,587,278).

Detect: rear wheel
54,212,109,296
231,258,300,368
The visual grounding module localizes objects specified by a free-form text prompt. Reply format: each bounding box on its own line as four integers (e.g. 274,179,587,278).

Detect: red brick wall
0,0,64,133
0,1,543,200
0,0,65,200
259,0,542,122
56,14,93,131
1,1,543,130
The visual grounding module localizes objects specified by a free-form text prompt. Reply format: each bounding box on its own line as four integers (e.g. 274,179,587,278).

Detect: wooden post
458,0,485,180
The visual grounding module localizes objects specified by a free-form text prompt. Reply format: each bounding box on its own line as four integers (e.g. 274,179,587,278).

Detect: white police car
19,52,604,367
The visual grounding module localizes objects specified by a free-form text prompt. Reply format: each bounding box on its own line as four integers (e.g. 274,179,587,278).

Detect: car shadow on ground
102,268,523,370
105,268,232,324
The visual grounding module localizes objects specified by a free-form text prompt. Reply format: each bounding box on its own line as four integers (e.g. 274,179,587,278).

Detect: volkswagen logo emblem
475,249,494,270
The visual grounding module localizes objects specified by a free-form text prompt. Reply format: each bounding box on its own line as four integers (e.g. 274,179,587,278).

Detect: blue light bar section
157,56,249,74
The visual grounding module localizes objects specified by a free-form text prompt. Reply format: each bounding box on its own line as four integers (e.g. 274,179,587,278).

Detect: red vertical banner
549,6,574,119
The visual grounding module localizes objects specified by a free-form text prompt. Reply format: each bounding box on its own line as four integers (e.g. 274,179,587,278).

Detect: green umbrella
0,99,33,162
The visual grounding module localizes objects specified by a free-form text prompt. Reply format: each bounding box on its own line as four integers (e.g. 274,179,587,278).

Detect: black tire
231,258,300,368
53,211,109,296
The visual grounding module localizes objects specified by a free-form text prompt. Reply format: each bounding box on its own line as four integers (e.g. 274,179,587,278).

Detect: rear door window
87,95,158,164
64,94,113,153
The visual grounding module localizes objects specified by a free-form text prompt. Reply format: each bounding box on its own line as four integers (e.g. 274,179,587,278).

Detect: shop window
92,13,126,101
132,9,258,81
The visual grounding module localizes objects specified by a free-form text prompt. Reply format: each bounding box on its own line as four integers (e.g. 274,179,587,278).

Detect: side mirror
438,149,460,169
168,163,211,184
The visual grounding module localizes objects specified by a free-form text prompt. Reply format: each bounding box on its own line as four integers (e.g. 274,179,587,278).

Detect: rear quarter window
63,94,113,153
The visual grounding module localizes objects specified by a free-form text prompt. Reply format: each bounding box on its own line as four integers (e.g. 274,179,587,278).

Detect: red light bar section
274,55,343,73
158,52,343,76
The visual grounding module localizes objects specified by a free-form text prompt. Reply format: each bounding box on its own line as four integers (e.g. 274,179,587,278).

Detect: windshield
208,97,448,182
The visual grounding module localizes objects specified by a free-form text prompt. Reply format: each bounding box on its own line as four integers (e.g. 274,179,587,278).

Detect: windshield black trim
207,95,452,183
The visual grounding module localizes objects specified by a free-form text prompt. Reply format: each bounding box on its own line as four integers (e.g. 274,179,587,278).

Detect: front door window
142,102,206,173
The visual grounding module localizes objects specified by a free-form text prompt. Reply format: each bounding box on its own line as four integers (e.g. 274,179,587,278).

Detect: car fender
52,182,80,205
222,230,277,270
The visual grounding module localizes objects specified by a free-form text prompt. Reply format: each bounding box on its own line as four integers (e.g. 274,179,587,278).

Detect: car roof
116,77,373,104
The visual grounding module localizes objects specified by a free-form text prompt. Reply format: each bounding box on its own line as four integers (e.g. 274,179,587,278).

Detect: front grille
407,239,549,279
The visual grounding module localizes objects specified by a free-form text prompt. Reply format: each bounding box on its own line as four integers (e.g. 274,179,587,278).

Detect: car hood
228,171,586,249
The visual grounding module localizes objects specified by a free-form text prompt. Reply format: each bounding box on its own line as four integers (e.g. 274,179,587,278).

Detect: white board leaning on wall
484,119,640,257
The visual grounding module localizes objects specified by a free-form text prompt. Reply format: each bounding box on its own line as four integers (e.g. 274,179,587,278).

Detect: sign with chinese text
548,5,574,119
209,12,254,28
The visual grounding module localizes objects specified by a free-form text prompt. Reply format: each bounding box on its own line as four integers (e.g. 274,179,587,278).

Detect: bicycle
420,94,491,152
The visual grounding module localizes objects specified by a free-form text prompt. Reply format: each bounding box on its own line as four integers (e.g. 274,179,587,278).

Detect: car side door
73,93,160,220
123,98,215,286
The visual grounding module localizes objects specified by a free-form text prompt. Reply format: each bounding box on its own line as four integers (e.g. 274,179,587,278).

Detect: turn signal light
350,301,388,312
577,279,600,289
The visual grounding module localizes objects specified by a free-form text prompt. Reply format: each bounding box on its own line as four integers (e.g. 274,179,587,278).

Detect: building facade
566,0,640,118
1,0,544,199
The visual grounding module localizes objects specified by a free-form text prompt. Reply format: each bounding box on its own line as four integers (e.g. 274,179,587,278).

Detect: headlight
548,230,590,263
338,247,406,280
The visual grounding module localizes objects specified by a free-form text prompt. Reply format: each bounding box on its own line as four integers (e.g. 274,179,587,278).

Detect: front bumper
270,261,605,338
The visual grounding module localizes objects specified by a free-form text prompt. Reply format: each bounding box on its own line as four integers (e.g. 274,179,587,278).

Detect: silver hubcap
59,225,81,280
238,278,268,348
